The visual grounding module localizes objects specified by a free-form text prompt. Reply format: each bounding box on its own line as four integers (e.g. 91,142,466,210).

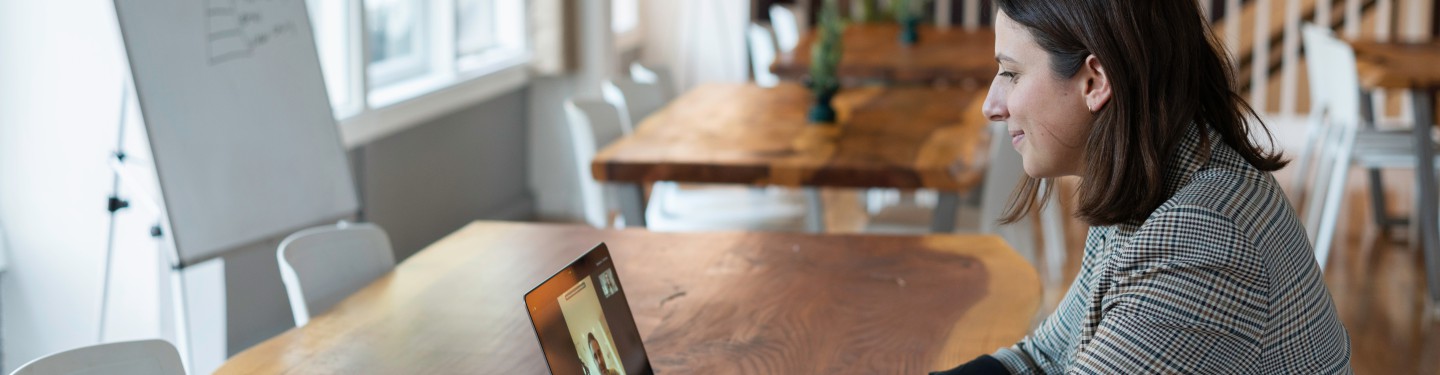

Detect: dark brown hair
995,0,1287,226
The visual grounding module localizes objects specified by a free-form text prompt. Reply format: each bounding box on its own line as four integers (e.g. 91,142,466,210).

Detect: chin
1021,161,1061,179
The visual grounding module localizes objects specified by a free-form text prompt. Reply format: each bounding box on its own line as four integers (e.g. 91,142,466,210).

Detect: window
456,0,497,56
304,0,530,144
456,0,526,72
612,0,638,35
365,0,430,86
612,0,641,50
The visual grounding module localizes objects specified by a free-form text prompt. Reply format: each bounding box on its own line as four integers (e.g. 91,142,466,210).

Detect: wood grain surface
1349,39,1440,90
591,83,992,192
772,23,997,85
216,221,1040,374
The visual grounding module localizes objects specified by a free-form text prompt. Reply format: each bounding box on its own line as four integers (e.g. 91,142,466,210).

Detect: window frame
612,0,643,51
307,0,532,147
364,0,434,88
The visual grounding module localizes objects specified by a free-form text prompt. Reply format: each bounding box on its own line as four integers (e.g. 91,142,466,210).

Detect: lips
1009,129,1026,148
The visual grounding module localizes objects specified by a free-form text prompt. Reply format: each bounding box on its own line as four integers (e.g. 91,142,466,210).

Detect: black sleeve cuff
929,355,1009,375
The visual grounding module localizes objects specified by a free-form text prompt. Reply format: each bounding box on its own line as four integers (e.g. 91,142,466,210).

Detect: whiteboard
113,0,358,267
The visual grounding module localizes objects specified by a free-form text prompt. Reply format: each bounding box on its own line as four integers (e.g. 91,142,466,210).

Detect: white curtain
639,0,752,93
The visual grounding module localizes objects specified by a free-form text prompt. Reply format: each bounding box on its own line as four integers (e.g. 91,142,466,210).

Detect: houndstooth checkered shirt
993,124,1353,374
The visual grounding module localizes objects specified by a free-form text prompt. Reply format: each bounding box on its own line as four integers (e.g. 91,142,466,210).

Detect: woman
934,1,1351,374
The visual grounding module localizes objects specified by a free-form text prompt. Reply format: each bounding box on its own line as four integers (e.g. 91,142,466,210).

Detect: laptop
525,243,655,375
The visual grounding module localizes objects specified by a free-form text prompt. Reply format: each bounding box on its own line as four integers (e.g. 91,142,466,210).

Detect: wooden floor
1296,169,1440,375
808,166,1440,373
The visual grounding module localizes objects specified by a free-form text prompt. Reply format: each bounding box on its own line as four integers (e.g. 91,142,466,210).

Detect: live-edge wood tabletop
216,221,1040,374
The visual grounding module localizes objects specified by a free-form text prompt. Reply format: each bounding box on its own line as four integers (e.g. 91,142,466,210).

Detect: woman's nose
982,82,1008,122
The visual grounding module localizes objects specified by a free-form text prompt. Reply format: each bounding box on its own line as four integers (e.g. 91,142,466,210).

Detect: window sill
338,54,532,148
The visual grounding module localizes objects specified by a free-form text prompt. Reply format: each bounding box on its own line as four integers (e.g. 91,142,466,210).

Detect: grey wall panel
225,88,535,354
360,89,534,260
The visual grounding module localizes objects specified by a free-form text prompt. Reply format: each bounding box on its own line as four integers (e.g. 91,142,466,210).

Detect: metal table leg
1409,89,1440,312
617,183,648,228
931,192,960,233
803,187,826,233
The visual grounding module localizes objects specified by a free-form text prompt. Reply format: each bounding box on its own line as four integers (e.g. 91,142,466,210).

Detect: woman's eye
998,71,1018,83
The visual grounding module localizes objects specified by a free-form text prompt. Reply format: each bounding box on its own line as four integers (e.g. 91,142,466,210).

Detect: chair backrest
601,78,668,130
564,99,629,228
1301,25,1362,125
11,339,185,375
629,62,676,101
277,222,395,327
769,4,802,53
1296,23,1363,265
746,23,781,88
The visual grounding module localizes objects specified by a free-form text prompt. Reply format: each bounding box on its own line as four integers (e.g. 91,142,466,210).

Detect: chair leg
1366,168,1392,233
617,183,648,228
804,187,826,233
930,192,960,233
1313,124,1359,271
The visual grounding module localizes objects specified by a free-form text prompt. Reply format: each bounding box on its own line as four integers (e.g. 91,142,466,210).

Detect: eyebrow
995,54,1018,65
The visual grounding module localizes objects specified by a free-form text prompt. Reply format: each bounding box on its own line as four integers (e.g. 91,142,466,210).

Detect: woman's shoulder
1119,141,1301,266
1163,139,1290,229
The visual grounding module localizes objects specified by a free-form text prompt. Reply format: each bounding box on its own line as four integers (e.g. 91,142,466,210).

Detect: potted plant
893,0,922,44
808,0,845,124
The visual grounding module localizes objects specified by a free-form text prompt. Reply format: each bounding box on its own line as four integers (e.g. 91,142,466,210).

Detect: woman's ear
1081,55,1112,113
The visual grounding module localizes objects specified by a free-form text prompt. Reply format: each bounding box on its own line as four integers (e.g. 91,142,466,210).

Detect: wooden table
591,83,992,232
216,221,1040,374
771,24,997,85
1349,39,1440,311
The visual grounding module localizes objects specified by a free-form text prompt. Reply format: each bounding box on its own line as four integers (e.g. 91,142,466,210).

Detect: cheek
1026,82,1084,138
1014,80,1092,175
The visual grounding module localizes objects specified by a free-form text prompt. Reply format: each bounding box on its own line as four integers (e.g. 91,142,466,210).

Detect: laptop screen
525,243,654,375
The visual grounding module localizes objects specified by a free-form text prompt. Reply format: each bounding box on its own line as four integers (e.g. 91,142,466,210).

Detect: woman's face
983,10,1099,178
589,338,608,370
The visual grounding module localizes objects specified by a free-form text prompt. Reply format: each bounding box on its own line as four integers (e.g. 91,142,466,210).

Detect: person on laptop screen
587,333,621,375
932,0,1351,374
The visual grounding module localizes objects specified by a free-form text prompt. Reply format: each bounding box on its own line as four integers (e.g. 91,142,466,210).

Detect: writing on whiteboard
207,0,300,65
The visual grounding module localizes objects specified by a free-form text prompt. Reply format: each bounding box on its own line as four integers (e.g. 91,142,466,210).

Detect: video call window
599,269,619,298
558,277,627,375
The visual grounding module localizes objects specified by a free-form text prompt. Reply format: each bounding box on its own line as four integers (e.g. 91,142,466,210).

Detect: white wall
0,0,179,372
0,1,537,373
640,0,751,93
0,0,697,370
528,0,617,222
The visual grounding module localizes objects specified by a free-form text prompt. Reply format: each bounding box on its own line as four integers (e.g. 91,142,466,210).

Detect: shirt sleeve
990,224,1111,375
992,330,1067,374
1068,205,1268,374
991,270,1091,374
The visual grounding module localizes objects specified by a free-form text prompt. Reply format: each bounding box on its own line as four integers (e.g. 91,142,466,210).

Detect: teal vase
809,88,838,124
900,17,920,45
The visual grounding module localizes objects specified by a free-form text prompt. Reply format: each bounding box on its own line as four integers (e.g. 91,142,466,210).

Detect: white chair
10,339,185,375
601,78,667,131
746,23,781,88
0,220,9,273
864,122,1067,277
628,62,676,101
565,98,812,232
565,99,631,228
769,4,803,53
1295,24,1440,268
277,222,395,327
